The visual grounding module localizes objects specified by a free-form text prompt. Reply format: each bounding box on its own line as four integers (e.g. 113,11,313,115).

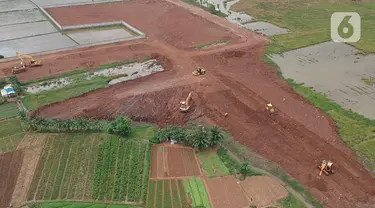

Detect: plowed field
0,150,24,208
1,0,374,207
150,145,200,179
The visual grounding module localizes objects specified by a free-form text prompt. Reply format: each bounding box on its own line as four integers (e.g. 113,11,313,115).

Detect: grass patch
278,194,307,208
128,125,155,140
362,77,375,86
197,150,230,178
184,0,227,18
0,102,19,120
195,40,228,49
0,118,24,152
232,0,375,53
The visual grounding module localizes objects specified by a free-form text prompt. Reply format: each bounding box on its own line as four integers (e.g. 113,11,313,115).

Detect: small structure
1,84,16,98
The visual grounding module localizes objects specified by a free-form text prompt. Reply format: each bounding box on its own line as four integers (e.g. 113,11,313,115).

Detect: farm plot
0,118,25,152
150,145,201,178
197,150,229,178
26,133,150,204
240,176,288,208
0,103,19,120
184,178,211,208
206,176,249,208
146,179,203,208
0,150,24,208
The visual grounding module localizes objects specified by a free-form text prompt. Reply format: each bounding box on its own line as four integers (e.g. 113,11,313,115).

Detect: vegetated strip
113,137,125,201
120,141,133,201
197,152,215,178
59,136,81,199
92,136,106,200
209,152,230,176
155,180,163,208
35,137,59,200
178,180,187,207
171,179,181,208
51,135,73,199
127,142,141,201
27,138,52,200
163,180,172,208
27,201,143,208
195,178,210,208
188,178,203,206
84,135,101,200
140,143,152,204
73,135,92,199
183,179,195,206
66,136,86,199
146,180,156,208
134,143,147,202
43,137,66,200
98,136,112,200
106,136,119,200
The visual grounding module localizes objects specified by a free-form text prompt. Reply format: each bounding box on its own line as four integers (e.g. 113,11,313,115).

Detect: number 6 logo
331,12,361,43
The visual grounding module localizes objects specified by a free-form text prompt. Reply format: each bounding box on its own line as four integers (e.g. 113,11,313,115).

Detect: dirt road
1,0,374,207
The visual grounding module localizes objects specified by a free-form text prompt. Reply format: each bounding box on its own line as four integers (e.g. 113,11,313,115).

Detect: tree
108,116,132,137
209,126,224,146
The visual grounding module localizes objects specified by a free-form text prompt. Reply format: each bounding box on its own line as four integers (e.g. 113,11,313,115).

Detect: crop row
92,137,106,199
106,137,119,200
147,179,189,208
120,141,133,201
127,142,141,201
113,138,126,201
184,178,210,208
84,136,102,199
98,136,113,200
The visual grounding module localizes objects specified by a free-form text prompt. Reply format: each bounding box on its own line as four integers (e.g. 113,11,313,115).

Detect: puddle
27,78,72,93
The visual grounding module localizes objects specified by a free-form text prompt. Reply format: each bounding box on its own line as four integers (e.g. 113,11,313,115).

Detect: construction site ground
0,0,374,208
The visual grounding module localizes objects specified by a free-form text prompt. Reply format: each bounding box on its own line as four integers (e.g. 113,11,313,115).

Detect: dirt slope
1,0,374,207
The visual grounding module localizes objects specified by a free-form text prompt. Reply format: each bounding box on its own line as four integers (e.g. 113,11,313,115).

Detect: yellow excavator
13,52,42,74
192,67,206,76
318,160,334,176
265,103,276,114
180,92,192,112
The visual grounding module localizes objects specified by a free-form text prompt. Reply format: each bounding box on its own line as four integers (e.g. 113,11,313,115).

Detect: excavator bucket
192,67,206,76
318,160,334,176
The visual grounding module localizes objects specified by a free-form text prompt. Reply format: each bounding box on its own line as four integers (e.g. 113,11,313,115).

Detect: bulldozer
192,67,206,76
318,160,334,176
13,52,42,74
180,92,192,112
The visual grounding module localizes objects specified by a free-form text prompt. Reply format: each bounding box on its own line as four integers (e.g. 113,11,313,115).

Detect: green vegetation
108,116,133,137
28,202,142,208
0,118,24,152
152,123,224,150
146,180,155,208
20,60,139,111
156,181,163,208
362,77,375,86
184,0,227,17
222,136,323,208
286,79,375,172
0,102,19,120
183,178,211,208
147,179,188,208
278,194,308,208
129,125,155,140
232,0,375,53
197,150,230,177
27,134,150,204
195,40,228,49
9,75,24,95
217,147,261,177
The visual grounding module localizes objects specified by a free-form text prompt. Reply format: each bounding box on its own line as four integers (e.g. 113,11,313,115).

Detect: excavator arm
180,92,192,112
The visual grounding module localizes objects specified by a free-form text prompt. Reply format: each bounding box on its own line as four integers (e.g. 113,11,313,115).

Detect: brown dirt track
1,0,374,207
0,150,24,208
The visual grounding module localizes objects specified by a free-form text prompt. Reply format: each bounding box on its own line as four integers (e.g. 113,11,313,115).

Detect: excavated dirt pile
2,0,375,207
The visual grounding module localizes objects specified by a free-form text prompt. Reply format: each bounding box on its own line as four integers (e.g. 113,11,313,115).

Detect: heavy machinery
265,103,276,114
180,92,192,112
192,67,206,76
13,52,42,74
318,160,334,176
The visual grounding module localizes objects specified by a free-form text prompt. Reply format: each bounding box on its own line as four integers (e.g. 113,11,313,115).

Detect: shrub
108,116,132,137
0,96,6,105
9,75,24,95
0,79,7,88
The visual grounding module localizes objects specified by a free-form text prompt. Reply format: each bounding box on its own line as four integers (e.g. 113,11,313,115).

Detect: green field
146,179,189,208
0,118,24,152
184,178,211,208
0,102,19,120
21,61,138,111
197,150,230,178
233,0,375,53
278,194,308,208
27,134,150,204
